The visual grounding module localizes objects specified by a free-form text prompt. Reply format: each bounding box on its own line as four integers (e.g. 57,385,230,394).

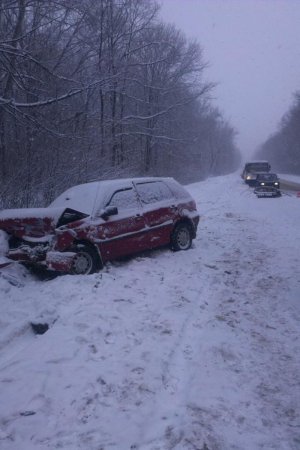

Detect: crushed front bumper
45,251,76,272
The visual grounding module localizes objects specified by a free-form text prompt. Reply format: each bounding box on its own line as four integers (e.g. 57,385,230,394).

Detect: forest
256,92,300,174
0,0,241,209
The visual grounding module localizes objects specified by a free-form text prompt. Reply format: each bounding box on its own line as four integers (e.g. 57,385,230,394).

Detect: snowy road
0,174,300,449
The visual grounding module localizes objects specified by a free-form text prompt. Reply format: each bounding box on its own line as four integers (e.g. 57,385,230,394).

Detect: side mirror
100,206,118,220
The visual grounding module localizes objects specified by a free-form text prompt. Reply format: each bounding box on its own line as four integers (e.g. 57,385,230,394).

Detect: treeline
0,0,240,208
256,92,300,174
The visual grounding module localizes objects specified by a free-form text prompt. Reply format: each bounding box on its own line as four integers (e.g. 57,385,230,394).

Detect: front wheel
71,245,100,275
171,223,193,251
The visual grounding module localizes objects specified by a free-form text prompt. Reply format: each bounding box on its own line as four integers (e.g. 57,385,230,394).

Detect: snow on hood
0,207,67,238
49,182,101,216
0,206,65,222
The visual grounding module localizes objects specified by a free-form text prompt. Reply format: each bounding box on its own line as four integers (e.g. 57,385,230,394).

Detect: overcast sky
159,0,300,158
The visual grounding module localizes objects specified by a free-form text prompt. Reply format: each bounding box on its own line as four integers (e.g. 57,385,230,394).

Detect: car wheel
71,245,100,275
171,223,192,251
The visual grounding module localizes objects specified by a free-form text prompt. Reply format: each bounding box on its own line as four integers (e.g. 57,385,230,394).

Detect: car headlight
274,182,278,185
246,176,251,180
260,182,265,186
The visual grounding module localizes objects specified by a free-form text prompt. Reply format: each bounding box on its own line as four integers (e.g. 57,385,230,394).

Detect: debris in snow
20,411,36,417
30,322,49,335
0,272,24,287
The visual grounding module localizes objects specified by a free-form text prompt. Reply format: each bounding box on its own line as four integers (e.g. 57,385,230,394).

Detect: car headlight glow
274,182,278,185
261,182,265,186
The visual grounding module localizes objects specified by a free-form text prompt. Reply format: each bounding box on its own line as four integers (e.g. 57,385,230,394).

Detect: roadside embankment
280,178,300,191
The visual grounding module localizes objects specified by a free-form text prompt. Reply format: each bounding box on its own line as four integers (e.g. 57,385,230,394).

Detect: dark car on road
241,161,271,185
254,173,280,189
0,177,199,275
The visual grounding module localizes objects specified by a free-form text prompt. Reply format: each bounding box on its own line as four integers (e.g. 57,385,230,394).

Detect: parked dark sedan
0,177,199,275
254,173,280,189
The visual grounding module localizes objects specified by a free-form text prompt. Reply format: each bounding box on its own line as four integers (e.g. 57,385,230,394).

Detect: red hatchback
0,177,199,274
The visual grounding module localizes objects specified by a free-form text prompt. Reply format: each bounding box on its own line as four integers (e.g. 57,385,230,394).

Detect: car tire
71,244,101,275
171,223,193,251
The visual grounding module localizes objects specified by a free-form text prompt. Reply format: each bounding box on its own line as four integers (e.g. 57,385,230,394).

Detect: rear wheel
171,223,193,251
71,245,101,275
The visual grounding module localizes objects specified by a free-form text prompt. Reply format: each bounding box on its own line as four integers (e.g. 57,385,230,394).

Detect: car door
134,181,176,248
96,187,147,261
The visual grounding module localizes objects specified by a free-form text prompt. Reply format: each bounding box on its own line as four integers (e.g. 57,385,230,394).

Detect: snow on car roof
245,160,269,164
49,177,176,216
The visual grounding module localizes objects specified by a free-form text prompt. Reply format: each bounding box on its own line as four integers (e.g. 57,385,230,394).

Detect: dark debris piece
30,322,49,335
20,411,36,417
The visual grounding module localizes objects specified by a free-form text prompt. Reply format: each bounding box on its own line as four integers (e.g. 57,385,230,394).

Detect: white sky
159,0,300,158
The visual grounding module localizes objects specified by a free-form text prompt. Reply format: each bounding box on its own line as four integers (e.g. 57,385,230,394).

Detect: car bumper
45,251,76,272
254,187,281,198
7,247,44,263
6,247,76,273
257,184,280,189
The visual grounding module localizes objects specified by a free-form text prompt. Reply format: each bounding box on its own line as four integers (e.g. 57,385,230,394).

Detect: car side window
107,188,140,210
136,181,174,204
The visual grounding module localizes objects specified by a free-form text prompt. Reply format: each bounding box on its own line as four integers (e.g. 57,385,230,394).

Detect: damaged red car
0,177,199,275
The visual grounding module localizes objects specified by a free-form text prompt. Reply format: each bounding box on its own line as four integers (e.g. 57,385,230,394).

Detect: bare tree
256,91,300,174
0,0,241,209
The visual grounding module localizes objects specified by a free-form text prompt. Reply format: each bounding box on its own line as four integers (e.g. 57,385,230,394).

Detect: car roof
245,160,269,165
49,177,178,215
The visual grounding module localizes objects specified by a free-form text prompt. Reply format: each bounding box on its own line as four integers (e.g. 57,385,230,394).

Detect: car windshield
246,163,269,172
49,182,100,215
257,173,278,181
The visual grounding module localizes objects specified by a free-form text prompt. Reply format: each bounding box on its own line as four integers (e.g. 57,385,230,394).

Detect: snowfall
0,173,299,450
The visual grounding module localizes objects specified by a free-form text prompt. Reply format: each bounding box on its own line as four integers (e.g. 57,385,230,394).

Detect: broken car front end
0,207,88,273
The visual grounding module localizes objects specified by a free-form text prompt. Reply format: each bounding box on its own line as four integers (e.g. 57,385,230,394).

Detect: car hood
0,207,69,239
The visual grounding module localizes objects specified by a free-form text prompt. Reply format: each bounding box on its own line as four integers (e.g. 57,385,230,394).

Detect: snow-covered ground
0,173,299,450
